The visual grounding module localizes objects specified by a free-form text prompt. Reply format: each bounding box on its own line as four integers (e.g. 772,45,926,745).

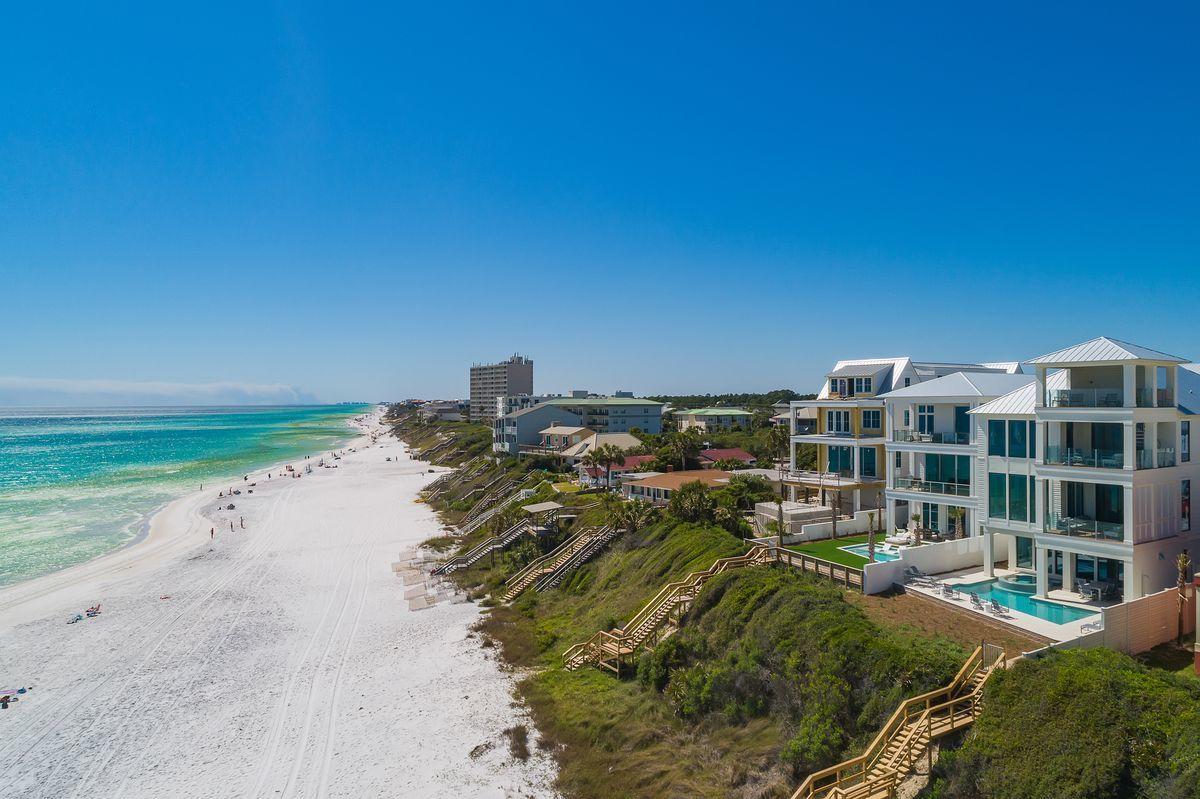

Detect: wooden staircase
789,644,1006,799
534,526,621,591
431,520,530,576
561,545,777,673
501,526,616,602
458,477,519,528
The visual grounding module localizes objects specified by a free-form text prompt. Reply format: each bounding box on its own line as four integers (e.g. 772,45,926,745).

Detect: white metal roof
1027,336,1187,365
880,371,1033,400
970,371,1069,416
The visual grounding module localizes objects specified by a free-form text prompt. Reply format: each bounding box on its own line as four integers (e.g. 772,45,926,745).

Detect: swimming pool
840,544,900,562
957,579,1099,625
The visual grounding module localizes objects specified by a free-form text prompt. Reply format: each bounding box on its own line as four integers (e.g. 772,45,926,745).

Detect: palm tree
668,429,702,472
867,511,877,562
1177,549,1192,643
581,450,603,488
610,498,658,537
765,424,790,548
948,506,966,539
598,444,627,489
911,512,923,546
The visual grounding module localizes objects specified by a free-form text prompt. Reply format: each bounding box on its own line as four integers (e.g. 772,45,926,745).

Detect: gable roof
582,454,656,478
1027,336,1187,365
625,470,731,491
827,362,891,379
880,371,1033,400
970,371,1069,416
560,432,642,459
539,425,591,437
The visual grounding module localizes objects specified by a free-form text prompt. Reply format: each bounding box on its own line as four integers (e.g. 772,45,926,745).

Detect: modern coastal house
787,358,1021,517
675,407,754,431
492,395,663,456
881,371,1035,539
973,337,1200,601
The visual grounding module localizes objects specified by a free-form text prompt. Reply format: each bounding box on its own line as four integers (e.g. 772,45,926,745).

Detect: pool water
841,544,899,562
957,579,1099,625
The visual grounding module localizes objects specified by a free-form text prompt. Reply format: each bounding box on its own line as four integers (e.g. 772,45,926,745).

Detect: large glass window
917,405,934,434
1008,420,1028,458
1183,422,1191,463
1009,474,1028,521
828,446,852,474
861,409,881,430
827,410,850,433
924,454,970,487
1183,480,1191,532
1030,475,1037,524
1028,421,1036,457
988,473,1007,518
1015,536,1033,568
859,447,877,478
988,420,1006,456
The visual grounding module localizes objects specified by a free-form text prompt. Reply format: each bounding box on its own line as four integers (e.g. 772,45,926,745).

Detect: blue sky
2,2,1197,404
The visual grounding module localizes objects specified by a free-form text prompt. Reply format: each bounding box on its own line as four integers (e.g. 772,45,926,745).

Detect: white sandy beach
0,411,557,799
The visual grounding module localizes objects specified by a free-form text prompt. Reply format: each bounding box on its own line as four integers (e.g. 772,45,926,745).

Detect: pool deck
906,567,1113,642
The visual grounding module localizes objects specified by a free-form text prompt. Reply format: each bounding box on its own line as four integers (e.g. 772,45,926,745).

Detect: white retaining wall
862,535,1006,595
783,510,879,545
1024,584,1195,658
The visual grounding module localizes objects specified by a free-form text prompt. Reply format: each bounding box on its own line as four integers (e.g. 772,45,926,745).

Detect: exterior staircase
431,520,530,576
534,525,622,591
501,526,617,602
789,644,1006,799
561,545,777,673
458,477,518,527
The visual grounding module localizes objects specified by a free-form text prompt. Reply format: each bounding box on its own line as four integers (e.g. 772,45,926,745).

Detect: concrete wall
782,509,878,544
862,534,1006,594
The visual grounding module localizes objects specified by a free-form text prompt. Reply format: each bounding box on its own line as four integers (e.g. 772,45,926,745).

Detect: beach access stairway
458,477,519,527
425,458,488,500
534,525,622,591
789,644,1006,799
431,520,531,576
501,526,617,602
561,545,776,673
453,468,509,502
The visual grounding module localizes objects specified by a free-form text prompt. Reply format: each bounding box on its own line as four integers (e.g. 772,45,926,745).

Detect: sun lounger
989,599,1010,616
969,593,985,610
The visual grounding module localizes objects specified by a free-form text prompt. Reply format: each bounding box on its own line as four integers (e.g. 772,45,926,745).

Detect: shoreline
0,407,557,797
0,407,378,620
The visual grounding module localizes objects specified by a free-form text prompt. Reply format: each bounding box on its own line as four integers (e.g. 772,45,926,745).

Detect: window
988,420,1006,456
921,502,940,531
859,447,877,478
1008,420,1027,458
862,409,881,430
1183,422,1191,463
1009,474,1028,522
1028,421,1036,457
917,405,934,434
1015,536,1033,568
828,446,852,473
904,377,911,387
1030,475,1037,524
854,377,873,394
1184,480,1191,532
827,409,850,433
895,451,902,468
988,473,1007,518
903,409,911,427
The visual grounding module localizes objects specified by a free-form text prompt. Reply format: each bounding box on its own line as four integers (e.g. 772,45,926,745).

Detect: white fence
1025,584,1195,658
862,535,1005,594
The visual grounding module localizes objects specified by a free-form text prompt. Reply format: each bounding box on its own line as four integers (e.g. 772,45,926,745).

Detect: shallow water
0,404,372,586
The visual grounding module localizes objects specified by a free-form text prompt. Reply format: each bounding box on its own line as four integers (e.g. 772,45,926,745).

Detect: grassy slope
926,647,1200,799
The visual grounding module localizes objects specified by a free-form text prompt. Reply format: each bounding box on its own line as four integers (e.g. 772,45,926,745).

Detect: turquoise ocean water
0,404,373,587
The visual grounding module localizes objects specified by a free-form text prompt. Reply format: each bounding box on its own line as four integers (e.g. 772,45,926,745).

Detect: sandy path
0,414,557,799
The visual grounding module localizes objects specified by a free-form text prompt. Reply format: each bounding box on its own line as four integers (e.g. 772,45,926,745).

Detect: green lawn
551,481,581,493
786,533,877,567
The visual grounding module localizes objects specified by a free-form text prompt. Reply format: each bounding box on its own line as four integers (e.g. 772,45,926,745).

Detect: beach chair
969,593,985,610
941,584,960,600
989,599,1010,616
1081,619,1103,633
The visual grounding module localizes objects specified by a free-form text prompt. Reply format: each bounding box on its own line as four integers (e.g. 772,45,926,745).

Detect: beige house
675,408,754,432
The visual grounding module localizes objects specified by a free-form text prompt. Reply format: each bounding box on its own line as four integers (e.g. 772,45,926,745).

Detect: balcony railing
786,468,854,482
1046,389,1124,408
891,430,970,445
1046,513,1124,542
1136,448,1177,469
1043,445,1124,469
892,477,972,497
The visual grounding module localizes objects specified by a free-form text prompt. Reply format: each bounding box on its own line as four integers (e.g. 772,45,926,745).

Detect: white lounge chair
989,599,1010,616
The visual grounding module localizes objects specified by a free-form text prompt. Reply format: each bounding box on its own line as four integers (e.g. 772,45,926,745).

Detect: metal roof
970,371,1069,416
675,407,753,416
545,396,663,407
826,363,891,378
1027,336,1187,365
879,372,1033,400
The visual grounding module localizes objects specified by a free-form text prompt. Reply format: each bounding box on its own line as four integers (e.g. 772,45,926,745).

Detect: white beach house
973,337,1200,601
881,371,1035,539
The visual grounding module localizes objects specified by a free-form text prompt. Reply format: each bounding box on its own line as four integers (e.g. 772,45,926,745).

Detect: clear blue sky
3,2,1197,404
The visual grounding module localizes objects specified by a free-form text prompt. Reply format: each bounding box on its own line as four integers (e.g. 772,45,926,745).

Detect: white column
1035,546,1049,597
1123,364,1136,408
1035,367,1047,408
1123,557,1139,599
1063,551,1075,593
983,527,995,577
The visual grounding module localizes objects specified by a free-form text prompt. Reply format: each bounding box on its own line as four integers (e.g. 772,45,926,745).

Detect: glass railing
893,477,972,497
1158,389,1174,407
1046,389,1124,408
1046,513,1124,541
1136,448,1177,469
891,430,970,445
1043,445,1124,469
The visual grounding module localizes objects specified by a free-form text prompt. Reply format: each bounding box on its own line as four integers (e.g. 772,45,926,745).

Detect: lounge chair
989,599,1010,616
1081,619,1103,633
941,584,960,600
969,593,985,610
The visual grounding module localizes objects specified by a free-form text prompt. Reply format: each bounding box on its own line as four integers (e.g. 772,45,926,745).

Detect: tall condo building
469,355,533,423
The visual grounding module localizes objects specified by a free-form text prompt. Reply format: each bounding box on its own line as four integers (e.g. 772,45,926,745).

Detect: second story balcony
892,476,972,497
1136,448,1177,469
891,429,970,446
1044,445,1124,469
1046,388,1125,408
1046,513,1125,542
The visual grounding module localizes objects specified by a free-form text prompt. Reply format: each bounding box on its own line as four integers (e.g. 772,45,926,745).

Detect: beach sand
0,412,557,798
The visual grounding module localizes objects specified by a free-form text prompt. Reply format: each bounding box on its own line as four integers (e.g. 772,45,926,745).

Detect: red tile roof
699,448,756,464
582,454,655,478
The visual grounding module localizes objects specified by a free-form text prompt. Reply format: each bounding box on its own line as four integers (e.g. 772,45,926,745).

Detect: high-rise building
469,355,533,423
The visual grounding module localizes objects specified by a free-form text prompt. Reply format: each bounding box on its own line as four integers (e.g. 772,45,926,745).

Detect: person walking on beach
240,516,244,529
210,528,214,540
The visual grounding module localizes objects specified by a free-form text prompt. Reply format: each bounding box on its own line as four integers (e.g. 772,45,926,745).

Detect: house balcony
1043,445,1124,470
1136,448,1177,469
1045,513,1124,542
892,477,972,498
1045,388,1125,408
891,430,970,446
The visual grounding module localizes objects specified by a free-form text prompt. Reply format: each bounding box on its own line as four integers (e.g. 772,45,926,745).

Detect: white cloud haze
0,376,321,407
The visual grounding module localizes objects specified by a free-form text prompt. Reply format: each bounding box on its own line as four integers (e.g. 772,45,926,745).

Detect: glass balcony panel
891,430,970,445
893,477,972,497
1045,513,1124,541
1135,448,1178,469
1046,389,1125,408
1043,445,1124,469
